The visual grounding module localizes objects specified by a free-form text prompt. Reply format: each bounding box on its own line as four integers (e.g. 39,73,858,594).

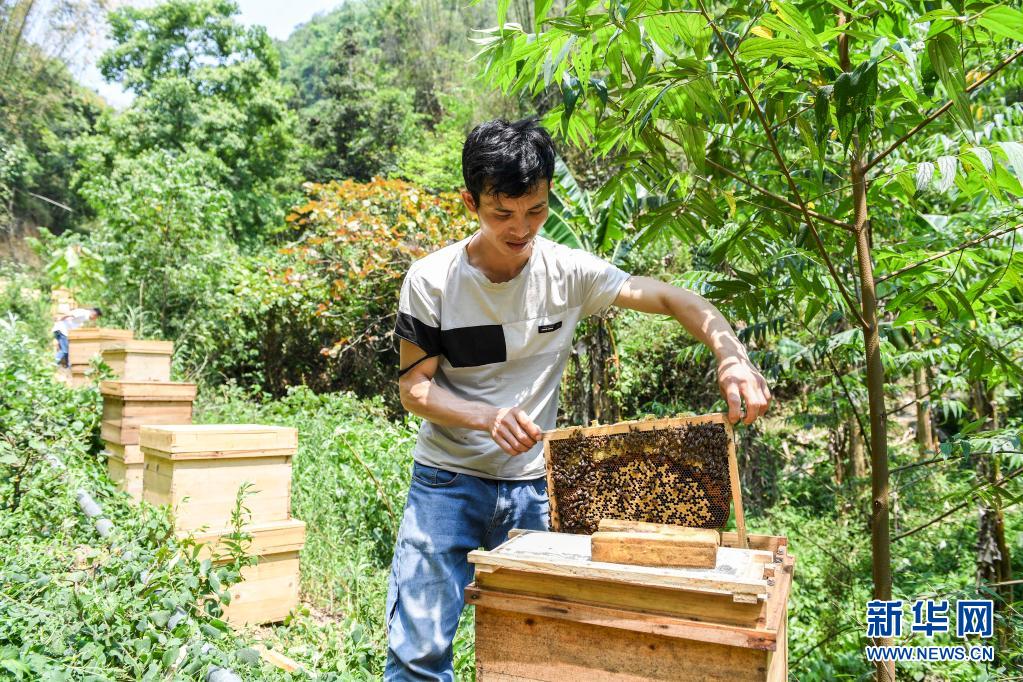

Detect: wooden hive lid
139,423,298,457
101,339,174,356
181,518,306,560
67,327,134,341
469,530,775,600
100,381,197,400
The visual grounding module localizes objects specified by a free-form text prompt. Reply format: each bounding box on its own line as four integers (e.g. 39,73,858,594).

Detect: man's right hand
489,407,542,456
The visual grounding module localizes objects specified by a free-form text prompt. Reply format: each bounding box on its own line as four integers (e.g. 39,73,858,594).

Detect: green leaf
977,6,1023,42
833,58,877,148
915,161,935,191
999,141,1023,180
934,156,957,193
535,0,554,27
813,86,831,146
927,33,972,133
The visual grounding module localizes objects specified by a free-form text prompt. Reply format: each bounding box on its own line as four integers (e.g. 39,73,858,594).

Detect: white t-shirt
394,234,631,480
52,308,94,335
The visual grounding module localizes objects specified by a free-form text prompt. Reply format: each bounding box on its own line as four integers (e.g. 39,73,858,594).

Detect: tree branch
698,1,868,329
706,158,855,231
865,46,1023,173
876,223,1022,284
893,466,1023,542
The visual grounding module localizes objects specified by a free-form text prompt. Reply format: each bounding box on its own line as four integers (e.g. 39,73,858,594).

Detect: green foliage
278,0,517,184
0,314,291,680
0,35,104,233
89,0,302,242
74,147,239,352
281,178,475,407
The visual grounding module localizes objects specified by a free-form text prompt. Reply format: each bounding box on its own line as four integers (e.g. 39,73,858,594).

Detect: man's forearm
662,286,749,363
400,375,495,431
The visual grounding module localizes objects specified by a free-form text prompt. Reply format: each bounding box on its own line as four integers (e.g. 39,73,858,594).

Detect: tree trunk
913,365,934,455
970,380,1012,657
847,416,867,481
584,316,620,425
852,154,894,682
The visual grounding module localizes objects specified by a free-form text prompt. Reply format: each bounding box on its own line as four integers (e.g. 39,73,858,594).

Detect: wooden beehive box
105,446,144,501
101,340,174,381
100,381,197,445
543,413,747,546
68,327,134,366
141,424,298,532
467,529,793,681
183,518,306,625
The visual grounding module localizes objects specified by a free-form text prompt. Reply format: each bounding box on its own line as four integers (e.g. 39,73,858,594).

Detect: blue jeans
384,461,550,681
54,331,69,367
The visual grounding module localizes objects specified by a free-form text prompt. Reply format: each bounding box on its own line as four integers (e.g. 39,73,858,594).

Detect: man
53,307,101,367
385,118,770,680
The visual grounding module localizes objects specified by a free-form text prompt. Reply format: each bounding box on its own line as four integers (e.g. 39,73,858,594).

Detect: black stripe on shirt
395,312,442,356
440,325,507,367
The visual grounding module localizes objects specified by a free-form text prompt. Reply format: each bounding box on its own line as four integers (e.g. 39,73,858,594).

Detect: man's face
461,181,549,258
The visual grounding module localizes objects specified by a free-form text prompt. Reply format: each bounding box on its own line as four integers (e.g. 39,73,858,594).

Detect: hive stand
467,529,794,681
67,328,134,387
185,518,306,625
100,380,197,501
141,424,304,625
101,340,174,382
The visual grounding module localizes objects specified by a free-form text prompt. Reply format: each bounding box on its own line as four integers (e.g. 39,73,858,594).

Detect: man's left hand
717,354,771,425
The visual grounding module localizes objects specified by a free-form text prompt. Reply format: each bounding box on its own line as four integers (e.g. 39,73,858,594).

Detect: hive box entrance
543,413,747,547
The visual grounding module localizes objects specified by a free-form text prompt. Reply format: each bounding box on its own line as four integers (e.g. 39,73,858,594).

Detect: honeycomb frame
542,412,748,547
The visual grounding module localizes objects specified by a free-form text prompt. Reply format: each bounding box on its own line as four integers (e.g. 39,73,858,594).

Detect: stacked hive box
468,529,794,681
100,381,197,501
67,328,134,387
101,340,174,382
140,424,304,625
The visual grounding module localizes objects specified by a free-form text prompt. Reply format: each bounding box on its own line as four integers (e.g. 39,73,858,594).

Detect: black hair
461,118,556,205
91,307,102,316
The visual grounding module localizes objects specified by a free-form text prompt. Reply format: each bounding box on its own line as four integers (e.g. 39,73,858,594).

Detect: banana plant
543,158,663,424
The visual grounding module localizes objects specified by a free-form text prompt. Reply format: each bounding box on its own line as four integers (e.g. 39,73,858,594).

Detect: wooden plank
543,435,562,531
68,328,134,364
597,519,722,538
103,400,193,422
466,587,778,650
104,443,143,464
139,424,297,456
101,339,173,354
725,424,748,548
220,552,301,625
542,413,728,442
253,645,304,673
474,569,765,627
107,456,143,502
474,607,771,681
590,530,718,569
101,352,172,382
100,381,197,400
142,446,298,461
469,533,770,598
143,454,294,531
182,518,306,560
720,532,785,554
